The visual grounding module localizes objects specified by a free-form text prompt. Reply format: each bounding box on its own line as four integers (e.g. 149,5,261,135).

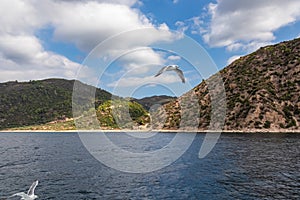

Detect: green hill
97,100,149,129
0,79,112,129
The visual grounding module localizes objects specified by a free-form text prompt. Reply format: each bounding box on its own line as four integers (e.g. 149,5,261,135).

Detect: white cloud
0,52,92,82
49,1,154,52
0,34,43,64
46,0,176,87
202,0,300,51
56,0,139,6
107,74,181,88
226,55,242,65
89,24,175,66
173,0,179,4
175,21,188,35
119,48,165,75
175,17,205,36
0,36,88,83
44,0,175,62
0,0,46,35
0,0,93,82
167,55,181,61
0,0,175,83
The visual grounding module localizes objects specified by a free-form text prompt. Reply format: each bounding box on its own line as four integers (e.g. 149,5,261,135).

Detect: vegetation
157,37,300,130
0,79,111,130
1,37,300,131
96,100,150,129
0,78,175,130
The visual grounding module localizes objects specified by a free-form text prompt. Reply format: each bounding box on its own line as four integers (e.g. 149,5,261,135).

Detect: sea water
0,132,299,199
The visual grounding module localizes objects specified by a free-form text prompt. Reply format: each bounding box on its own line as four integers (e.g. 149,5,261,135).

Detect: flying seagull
10,180,39,200
154,65,185,83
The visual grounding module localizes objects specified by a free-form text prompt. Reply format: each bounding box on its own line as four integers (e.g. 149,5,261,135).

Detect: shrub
263,121,271,128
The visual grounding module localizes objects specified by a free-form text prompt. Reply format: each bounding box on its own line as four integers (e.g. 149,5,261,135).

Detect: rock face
155,38,300,131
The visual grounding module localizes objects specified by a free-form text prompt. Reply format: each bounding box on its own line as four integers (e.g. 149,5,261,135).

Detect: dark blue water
0,132,299,199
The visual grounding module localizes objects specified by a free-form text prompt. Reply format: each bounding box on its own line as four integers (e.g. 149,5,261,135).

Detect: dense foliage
0,79,111,129
97,100,149,128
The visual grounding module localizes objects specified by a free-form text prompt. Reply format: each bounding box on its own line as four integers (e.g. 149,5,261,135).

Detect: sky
1,0,300,98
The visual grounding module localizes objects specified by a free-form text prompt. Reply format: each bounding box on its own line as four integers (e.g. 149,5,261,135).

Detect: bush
263,121,271,128
96,100,149,128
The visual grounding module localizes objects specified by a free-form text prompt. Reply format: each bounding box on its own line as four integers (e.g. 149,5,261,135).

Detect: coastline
1,129,300,133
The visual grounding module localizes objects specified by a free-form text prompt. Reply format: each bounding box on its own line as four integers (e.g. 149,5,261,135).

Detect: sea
0,132,299,200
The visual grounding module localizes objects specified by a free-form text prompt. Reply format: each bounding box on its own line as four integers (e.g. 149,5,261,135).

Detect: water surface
0,132,299,199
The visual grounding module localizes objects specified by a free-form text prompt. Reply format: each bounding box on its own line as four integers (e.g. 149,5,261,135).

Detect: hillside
133,95,176,110
0,79,160,130
2,38,300,131
155,37,300,131
0,79,112,129
97,100,149,129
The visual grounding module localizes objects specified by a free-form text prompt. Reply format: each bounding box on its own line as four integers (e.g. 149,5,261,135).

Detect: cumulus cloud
0,0,174,83
0,33,92,82
49,1,154,52
0,51,92,82
43,0,174,63
0,0,91,82
0,35,43,64
0,0,46,35
107,74,182,88
119,48,165,75
202,0,300,51
55,0,139,6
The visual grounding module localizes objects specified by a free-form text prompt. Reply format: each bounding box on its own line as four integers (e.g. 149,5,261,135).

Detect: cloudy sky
1,0,300,98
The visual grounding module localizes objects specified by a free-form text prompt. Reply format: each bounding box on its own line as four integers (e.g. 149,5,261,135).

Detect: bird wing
11,192,27,198
27,180,38,196
174,68,185,83
154,66,169,77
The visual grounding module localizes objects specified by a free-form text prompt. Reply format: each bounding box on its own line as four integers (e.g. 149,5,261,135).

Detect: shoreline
1,129,300,133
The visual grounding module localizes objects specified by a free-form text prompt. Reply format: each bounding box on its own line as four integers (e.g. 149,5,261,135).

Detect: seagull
154,65,185,83
10,180,39,200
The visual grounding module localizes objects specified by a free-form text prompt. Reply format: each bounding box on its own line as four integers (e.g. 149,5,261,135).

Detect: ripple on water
0,132,299,199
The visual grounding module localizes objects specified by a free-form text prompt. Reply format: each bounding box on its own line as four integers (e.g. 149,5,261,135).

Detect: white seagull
11,180,39,200
154,65,185,83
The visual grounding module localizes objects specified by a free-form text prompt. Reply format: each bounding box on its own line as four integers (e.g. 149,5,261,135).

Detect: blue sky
0,0,300,98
